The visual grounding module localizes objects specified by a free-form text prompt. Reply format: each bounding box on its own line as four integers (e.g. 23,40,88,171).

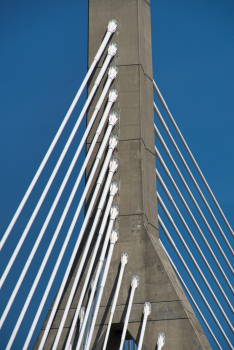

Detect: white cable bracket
109,134,119,150
110,181,119,197
108,66,118,81
107,19,118,33
157,332,165,350
107,42,118,56
143,302,151,318
108,110,119,126
109,157,119,173
131,275,139,290
110,229,119,244
121,252,129,267
108,89,118,104
110,205,119,221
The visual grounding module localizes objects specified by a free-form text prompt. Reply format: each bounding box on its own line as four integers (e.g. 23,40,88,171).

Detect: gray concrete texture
33,0,211,349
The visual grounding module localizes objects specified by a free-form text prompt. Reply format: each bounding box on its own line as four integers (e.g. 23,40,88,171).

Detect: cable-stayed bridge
0,0,231,350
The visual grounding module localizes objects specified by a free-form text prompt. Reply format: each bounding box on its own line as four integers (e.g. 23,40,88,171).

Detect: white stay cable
154,103,233,257
153,80,234,238
158,216,233,350
84,270,105,350
64,188,119,350
156,169,233,312
0,91,118,331
155,125,234,276
6,139,118,350
75,213,119,350
155,147,233,293
0,43,118,288
102,252,129,350
137,302,151,350
51,172,119,350
119,275,139,350
160,240,222,350
0,19,118,250
36,136,119,350
83,280,96,348
85,230,119,350
157,192,233,332
21,115,118,350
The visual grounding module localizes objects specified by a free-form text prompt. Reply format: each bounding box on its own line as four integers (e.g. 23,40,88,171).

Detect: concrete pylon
84,1,211,349
33,1,211,349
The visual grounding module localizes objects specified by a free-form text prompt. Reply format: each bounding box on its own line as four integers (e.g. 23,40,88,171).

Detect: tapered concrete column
85,1,211,350
33,1,211,349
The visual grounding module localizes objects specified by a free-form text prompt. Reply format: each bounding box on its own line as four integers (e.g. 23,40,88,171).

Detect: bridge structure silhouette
0,1,233,350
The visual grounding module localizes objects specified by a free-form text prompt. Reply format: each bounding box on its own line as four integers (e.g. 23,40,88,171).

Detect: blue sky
0,1,233,349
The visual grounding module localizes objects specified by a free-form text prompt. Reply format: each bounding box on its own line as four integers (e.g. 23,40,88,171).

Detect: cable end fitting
108,66,118,80
131,275,139,289
108,134,118,150
108,87,118,102
110,181,119,196
110,228,119,244
108,42,118,56
121,252,129,266
107,19,118,33
109,157,119,173
110,204,119,220
157,332,165,350
109,110,119,126
143,302,151,317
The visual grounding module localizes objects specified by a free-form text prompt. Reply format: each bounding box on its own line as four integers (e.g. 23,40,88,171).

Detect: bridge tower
34,1,211,349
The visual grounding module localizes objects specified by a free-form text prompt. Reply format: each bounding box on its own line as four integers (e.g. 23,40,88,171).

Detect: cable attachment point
121,252,129,266
108,42,118,56
131,275,139,289
110,228,119,244
110,181,119,196
107,19,118,33
143,302,151,317
108,66,118,80
157,332,165,350
109,110,119,126
108,88,118,103
109,157,119,173
108,135,118,150
110,205,119,220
